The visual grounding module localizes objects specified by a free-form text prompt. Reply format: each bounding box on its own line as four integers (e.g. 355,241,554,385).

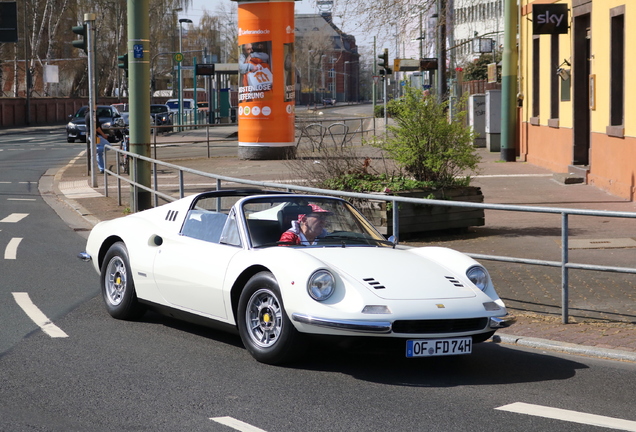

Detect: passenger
279,204,331,245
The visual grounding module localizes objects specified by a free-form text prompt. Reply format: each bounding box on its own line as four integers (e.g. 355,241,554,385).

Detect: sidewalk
52,127,636,362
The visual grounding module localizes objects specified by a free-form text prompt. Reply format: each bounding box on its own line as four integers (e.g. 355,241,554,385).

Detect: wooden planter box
357,187,485,237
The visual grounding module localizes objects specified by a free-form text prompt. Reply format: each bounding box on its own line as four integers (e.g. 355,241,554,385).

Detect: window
531,36,540,121
609,6,625,130
550,34,559,123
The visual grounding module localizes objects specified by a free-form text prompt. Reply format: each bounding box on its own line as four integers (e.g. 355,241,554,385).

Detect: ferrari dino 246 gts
80,190,515,364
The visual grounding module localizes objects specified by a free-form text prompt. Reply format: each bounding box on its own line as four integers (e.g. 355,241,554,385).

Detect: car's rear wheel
101,242,145,320
238,271,305,364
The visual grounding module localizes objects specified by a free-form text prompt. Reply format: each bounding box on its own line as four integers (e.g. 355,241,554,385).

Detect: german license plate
406,337,472,358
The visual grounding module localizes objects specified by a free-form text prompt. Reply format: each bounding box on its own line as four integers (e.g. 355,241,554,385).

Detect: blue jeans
96,143,105,172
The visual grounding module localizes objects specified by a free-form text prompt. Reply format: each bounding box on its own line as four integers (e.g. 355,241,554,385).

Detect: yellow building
519,1,634,200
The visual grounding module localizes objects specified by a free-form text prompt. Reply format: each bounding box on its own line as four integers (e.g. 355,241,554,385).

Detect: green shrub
369,87,480,188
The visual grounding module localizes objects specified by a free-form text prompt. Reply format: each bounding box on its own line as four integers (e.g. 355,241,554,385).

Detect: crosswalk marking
12,292,69,338
496,402,636,431
0,213,29,223
210,417,267,432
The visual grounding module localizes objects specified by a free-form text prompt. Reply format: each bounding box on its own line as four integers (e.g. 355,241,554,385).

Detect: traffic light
118,53,128,76
378,48,388,71
378,48,392,75
71,24,87,53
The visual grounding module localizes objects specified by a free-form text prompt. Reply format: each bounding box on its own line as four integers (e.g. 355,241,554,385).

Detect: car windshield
150,105,168,114
73,107,88,118
166,101,179,109
240,196,391,248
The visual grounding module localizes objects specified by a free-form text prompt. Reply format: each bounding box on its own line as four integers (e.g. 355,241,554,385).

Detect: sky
179,0,386,57
181,0,320,25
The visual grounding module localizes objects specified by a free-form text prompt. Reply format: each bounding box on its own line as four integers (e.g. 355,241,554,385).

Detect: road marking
475,174,553,178
12,292,69,338
496,402,636,431
0,213,29,223
7,198,36,201
210,417,267,432
4,237,22,259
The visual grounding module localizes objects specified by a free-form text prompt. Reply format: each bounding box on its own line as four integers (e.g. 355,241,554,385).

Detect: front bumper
292,313,516,334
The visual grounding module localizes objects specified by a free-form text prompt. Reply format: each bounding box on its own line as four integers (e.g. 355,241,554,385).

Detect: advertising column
234,0,296,160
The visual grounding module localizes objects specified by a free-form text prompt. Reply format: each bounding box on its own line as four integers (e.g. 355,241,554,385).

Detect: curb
494,333,636,363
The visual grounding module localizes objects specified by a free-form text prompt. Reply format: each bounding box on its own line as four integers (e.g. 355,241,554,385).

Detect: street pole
500,0,518,162
383,76,387,127
84,14,97,188
128,0,152,211
436,0,447,101
373,37,377,112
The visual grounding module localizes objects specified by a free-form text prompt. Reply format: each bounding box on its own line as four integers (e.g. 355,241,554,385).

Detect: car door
151,211,242,320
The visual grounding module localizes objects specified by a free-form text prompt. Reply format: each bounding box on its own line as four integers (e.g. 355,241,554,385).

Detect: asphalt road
1,129,636,431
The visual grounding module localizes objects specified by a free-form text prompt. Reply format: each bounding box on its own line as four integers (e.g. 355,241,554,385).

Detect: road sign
394,59,420,72
133,44,143,59
173,53,184,63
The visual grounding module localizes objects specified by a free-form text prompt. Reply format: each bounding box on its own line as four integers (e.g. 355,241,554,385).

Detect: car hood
302,247,478,301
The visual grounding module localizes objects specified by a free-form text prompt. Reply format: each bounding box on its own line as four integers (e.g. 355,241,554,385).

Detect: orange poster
237,0,295,149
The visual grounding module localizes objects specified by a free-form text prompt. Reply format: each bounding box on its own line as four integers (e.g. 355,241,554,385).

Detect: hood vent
363,277,385,290
445,276,464,287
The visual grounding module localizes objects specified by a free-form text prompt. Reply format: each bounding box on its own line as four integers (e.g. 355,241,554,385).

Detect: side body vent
165,210,179,222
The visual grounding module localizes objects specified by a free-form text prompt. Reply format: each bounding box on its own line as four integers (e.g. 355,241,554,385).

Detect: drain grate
567,238,636,250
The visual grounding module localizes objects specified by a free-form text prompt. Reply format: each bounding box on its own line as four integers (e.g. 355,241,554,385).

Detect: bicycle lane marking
496,402,636,431
4,237,22,259
12,293,69,338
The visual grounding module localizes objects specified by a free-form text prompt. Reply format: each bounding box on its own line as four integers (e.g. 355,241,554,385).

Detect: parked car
110,103,154,132
79,190,515,365
323,98,336,106
166,98,195,115
66,105,122,143
150,104,173,132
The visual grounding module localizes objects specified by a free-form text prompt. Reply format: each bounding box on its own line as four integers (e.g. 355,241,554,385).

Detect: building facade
295,13,360,104
519,0,634,200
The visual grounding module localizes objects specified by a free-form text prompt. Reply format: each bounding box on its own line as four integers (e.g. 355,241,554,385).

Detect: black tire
100,242,145,320
67,137,75,143
237,271,306,364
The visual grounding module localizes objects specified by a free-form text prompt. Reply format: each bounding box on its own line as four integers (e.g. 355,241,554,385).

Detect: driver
279,204,331,246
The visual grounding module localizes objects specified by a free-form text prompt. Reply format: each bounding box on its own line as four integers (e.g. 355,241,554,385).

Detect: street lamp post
321,54,326,102
344,61,349,103
178,18,192,128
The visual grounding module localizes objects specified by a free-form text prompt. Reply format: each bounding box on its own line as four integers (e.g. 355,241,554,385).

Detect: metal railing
101,145,636,324
295,116,375,151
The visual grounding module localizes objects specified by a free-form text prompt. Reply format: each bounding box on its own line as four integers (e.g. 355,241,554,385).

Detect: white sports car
79,190,515,364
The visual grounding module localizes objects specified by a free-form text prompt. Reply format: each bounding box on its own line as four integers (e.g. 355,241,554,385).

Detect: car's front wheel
101,242,145,320
238,271,305,364
67,137,75,143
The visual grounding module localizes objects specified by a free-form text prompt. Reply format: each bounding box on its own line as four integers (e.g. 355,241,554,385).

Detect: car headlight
466,266,490,291
307,270,335,301
67,122,77,129
102,122,112,129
